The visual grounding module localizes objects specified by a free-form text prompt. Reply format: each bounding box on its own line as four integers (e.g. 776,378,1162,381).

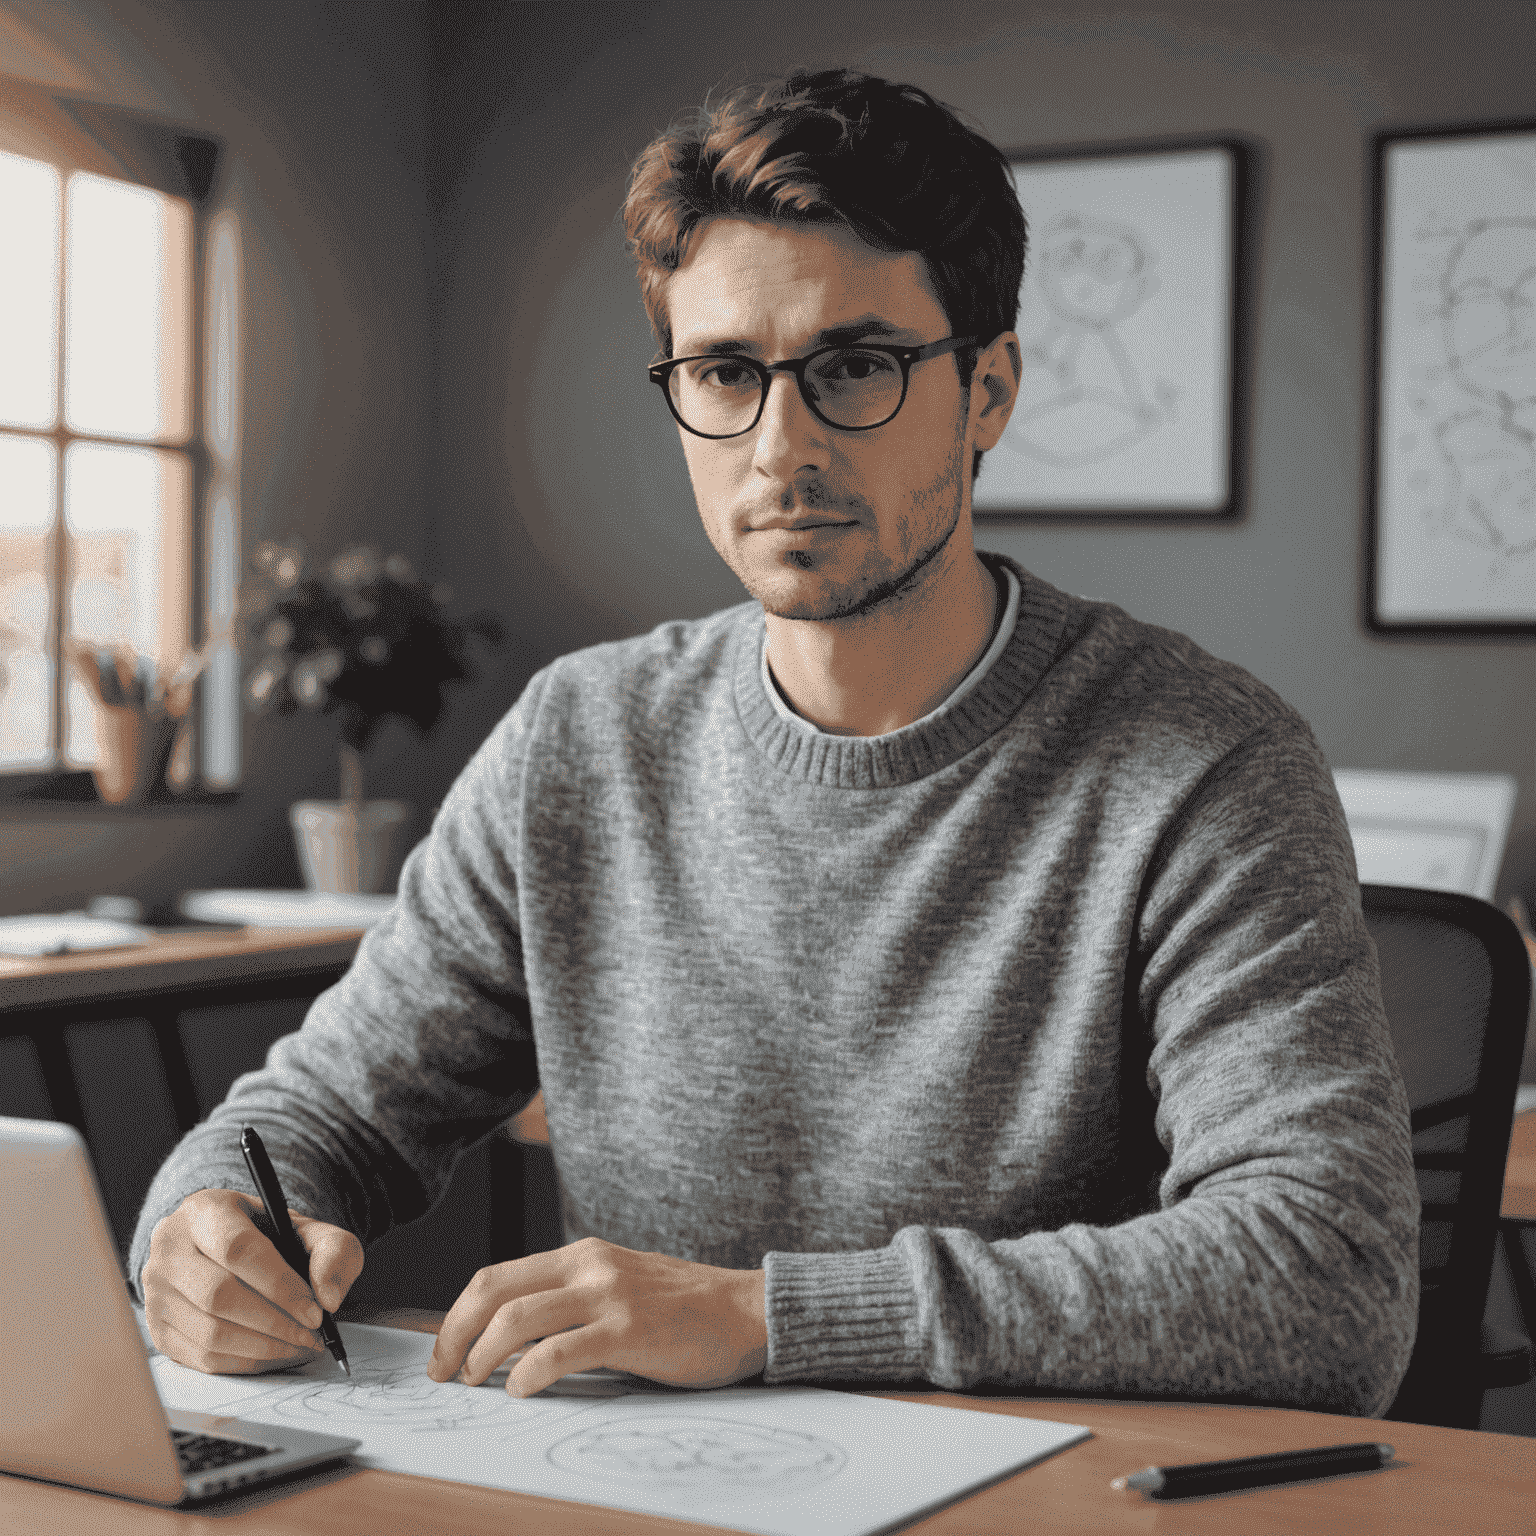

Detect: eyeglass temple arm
910,334,980,361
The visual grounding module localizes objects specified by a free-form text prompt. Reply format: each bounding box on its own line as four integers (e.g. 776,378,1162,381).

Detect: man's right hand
142,1188,364,1375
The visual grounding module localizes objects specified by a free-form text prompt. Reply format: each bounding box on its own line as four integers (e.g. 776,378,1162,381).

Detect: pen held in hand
238,1124,351,1377
1111,1441,1395,1497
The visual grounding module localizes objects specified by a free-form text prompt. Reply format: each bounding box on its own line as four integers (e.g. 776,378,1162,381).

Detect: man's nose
751,369,830,480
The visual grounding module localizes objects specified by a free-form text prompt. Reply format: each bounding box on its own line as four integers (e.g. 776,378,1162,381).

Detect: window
0,89,227,793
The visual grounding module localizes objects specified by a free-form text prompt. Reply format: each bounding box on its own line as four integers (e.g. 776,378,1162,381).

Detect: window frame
0,82,224,802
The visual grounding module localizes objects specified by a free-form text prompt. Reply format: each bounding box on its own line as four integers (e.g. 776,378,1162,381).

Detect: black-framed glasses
648,334,979,439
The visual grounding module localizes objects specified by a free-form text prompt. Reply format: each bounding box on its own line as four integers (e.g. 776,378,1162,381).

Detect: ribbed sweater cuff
763,1245,922,1383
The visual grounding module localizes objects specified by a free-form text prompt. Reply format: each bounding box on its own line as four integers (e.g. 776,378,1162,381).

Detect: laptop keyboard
171,1427,276,1474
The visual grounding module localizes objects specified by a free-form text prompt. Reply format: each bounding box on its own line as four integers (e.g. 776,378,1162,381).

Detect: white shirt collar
759,562,1022,738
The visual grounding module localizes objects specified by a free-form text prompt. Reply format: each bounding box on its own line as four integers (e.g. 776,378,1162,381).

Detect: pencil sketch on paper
150,1323,1093,1536
1395,213,1536,574
207,1347,588,1436
1005,211,1178,469
545,1415,848,1491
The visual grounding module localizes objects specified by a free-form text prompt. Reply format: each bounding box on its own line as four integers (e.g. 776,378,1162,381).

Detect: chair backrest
1360,883,1530,1429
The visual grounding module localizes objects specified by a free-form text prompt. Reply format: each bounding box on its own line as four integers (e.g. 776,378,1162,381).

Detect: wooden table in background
1,1309,1530,1536
0,925,367,1013
0,926,366,1136
1504,1112,1536,1223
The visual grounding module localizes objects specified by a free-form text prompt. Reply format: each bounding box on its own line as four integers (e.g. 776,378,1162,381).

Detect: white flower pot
289,799,412,895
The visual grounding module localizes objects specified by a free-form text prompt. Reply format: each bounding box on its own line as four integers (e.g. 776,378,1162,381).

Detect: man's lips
746,515,860,532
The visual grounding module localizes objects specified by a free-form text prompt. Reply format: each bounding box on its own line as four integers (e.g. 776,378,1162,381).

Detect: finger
184,1196,325,1329
292,1213,365,1313
430,1241,613,1382
459,1290,591,1386
157,1312,317,1377
168,1245,326,1354
428,1256,552,1381
158,1280,322,1366
504,1323,615,1398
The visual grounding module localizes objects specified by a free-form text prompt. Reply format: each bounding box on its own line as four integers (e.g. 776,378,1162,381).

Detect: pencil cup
91,706,180,805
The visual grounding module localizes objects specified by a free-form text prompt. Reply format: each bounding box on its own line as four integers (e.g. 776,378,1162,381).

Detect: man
134,70,1419,1416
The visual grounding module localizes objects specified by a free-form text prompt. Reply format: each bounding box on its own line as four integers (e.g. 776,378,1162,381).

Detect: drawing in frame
1367,117,1536,633
972,136,1241,522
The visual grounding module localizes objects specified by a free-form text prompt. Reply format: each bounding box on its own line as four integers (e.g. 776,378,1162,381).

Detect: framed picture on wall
1368,118,1536,633
973,137,1242,522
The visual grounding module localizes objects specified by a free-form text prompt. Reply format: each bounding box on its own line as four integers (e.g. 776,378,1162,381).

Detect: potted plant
242,540,503,893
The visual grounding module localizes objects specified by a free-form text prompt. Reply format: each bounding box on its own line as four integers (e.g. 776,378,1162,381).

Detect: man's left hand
425,1236,768,1396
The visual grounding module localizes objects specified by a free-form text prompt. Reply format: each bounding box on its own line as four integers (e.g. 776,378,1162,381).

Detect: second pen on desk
239,1125,351,1376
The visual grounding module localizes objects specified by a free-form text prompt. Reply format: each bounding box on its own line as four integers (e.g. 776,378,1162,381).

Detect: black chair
1361,883,1532,1429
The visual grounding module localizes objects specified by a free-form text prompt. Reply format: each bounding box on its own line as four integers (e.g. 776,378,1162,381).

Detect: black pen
1112,1441,1395,1497
239,1125,351,1376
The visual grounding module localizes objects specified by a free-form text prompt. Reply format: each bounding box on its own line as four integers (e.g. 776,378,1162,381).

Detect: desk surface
0,925,366,1011
1,1381,1529,1534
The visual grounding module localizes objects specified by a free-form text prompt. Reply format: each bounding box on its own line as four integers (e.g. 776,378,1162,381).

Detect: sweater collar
730,552,1069,788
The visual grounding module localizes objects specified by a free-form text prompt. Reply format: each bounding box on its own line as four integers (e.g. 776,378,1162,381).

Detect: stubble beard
739,430,970,624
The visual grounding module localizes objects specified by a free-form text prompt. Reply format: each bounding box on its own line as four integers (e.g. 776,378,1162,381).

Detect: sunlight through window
0,152,60,430
65,171,192,443
0,433,56,768
0,139,204,781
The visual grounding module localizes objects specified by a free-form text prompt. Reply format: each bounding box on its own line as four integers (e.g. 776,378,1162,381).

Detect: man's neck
764,548,1000,737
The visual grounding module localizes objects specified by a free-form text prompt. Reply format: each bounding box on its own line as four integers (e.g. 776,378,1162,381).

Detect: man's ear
971,332,1021,452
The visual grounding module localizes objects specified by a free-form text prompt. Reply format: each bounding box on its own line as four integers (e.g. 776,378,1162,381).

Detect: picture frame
1332,769,1517,903
973,136,1244,522
1366,118,1536,633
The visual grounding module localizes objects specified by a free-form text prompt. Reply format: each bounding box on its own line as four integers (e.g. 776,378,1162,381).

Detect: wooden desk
0,1362,1529,1533
0,925,367,1013
1504,1111,1536,1223
0,926,365,1138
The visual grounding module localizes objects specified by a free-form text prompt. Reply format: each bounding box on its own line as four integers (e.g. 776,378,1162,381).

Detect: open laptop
0,1116,360,1505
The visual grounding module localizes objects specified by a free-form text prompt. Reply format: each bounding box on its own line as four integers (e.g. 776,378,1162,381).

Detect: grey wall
429,0,1536,912
4,0,1535,917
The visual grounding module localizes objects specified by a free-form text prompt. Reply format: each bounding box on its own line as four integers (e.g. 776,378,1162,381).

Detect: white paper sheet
177,889,396,928
0,912,154,956
151,1323,1090,1535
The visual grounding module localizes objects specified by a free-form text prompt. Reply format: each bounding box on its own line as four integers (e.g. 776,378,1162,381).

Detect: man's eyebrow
676,317,915,357
810,319,910,347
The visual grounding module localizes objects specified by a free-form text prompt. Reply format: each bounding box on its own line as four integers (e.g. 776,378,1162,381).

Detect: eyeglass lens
668,348,907,435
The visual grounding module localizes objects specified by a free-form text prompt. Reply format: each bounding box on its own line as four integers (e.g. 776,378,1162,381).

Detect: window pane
0,433,57,768
0,151,61,430
65,172,192,442
63,441,191,766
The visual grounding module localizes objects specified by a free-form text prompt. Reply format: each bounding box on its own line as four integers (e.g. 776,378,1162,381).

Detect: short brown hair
623,69,1027,479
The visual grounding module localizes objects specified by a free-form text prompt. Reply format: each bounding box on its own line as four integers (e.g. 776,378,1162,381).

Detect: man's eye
697,361,756,389
817,349,898,383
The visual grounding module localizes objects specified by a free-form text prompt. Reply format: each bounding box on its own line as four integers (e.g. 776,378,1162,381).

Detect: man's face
663,217,980,622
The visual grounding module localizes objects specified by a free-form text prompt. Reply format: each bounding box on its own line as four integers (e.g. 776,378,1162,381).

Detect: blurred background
1,0,1533,916
2,0,1534,1432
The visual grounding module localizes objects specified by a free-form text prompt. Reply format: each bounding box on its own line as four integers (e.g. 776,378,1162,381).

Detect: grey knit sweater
130,555,1419,1416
